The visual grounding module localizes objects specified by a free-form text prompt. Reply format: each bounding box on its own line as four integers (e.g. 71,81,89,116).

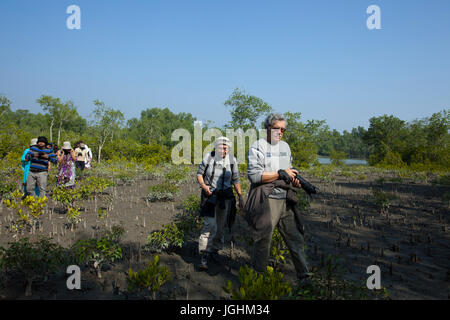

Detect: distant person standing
20,138,40,197
24,136,57,197
74,141,88,171
56,141,77,188
84,143,93,169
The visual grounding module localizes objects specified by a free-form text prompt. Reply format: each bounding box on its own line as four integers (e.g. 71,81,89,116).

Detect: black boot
199,252,209,271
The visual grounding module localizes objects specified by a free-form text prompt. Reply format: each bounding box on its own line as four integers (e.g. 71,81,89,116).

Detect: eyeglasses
271,126,286,133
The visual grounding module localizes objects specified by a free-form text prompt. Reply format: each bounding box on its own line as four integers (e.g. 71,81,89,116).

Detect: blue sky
1,0,449,132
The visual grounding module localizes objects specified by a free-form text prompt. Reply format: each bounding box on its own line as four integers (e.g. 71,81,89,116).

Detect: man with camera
246,113,312,283
24,136,57,197
74,141,89,171
196,136,244,271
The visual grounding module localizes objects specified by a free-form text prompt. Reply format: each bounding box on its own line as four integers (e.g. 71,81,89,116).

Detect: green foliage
127,255,171,296
0,123,33,159
433,173,450,186
306,164,335,183
317,126,369,159
0,237,68,296
224,88,273,131
72,236,122,278
364,111,449,169
0,176,17,200
283,112,323,168
147,182,180,202
164,166,192,184
292,255,388,300
79,176,115,197
357,174,367,180
127,107,196,148
297,190,311,212
174,194,204,238
52,186,80,207
371,189,396,215
180,194,201,215
5,190,48,232
329,149,347,167
106,225,126,242
145,223,184,253
270,228,288,268
52,177,114,226
223,265,292,300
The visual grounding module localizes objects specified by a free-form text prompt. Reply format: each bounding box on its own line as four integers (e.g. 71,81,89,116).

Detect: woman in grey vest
196,137,244,270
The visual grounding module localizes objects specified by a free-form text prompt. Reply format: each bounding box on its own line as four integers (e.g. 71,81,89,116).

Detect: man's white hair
264,113,287,129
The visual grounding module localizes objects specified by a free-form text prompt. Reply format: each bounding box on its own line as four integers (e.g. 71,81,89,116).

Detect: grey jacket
244,180,305,240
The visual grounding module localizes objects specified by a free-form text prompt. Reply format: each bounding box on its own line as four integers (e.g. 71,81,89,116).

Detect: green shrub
0,237,68,296
164,166,192,184
147,182,180,202
5,190,48,232
434,173,450,186
127,255,171,298
145,223,184,253
297,190,311,212
372,189,396,215
78,176,115,198
292,255,389,300
330,150,347,167
270,228,288,268
72,236,122,278
0,176,16,200
223,265,292,300
174,194,203,236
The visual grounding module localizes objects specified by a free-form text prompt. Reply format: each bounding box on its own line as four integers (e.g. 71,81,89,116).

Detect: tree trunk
49,119,54,142
57,122,62,146
98,145,102,163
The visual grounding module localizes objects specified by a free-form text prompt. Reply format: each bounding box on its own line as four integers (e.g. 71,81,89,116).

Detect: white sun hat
62,141,72,150
215,136,232,148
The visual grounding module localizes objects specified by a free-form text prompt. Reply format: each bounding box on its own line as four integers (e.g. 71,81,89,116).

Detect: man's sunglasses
271,126,286,133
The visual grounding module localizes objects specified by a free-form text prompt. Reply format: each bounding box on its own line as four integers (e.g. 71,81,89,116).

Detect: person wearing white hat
20,138,40,197
56,141,77,188
196,136,244,270
83,143,93,169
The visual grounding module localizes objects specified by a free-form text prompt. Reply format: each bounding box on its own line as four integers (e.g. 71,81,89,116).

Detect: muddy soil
0,168,449,300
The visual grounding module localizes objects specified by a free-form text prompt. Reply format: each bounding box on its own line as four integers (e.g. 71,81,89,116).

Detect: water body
318,157,368,166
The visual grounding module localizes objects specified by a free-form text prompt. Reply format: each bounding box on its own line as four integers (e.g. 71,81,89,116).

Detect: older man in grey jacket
246,113,311,282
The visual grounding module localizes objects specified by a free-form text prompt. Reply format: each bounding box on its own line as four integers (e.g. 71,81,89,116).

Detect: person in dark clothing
24,136,57,197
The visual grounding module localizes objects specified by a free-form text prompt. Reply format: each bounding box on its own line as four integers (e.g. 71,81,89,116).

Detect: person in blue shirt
21,138,40,197
23,136,57,197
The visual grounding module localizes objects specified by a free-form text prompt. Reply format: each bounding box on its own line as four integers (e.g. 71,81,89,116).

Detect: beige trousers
198,199,233,253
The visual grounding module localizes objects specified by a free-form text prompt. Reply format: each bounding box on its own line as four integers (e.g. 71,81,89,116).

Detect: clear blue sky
1,0,449,132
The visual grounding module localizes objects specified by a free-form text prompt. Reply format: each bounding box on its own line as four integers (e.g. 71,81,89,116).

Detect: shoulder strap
202,151,216,186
